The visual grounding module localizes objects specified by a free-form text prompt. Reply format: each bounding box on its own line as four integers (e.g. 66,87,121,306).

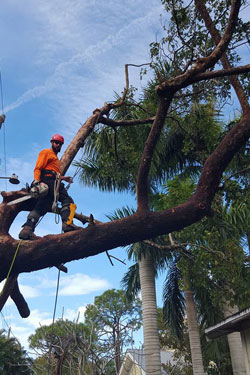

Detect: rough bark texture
139,254,161,375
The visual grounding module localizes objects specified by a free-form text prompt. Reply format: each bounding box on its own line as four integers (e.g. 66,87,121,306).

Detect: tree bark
184,271,205,375
139,253,161,375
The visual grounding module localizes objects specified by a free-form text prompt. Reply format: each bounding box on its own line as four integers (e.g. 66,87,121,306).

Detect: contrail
4,6,162,114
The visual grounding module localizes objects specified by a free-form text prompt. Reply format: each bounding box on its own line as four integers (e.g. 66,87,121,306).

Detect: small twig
223,167,250,184
127,63,151,68
106,251,114,266
108,254,126,265
105,251,126,266
143,238,225,258
166,115,189,135
174,89,204,99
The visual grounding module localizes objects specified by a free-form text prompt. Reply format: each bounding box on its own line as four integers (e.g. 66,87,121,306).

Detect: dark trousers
24,177,74,230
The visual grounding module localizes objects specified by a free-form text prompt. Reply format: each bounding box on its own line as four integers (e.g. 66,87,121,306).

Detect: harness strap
41,169,58,179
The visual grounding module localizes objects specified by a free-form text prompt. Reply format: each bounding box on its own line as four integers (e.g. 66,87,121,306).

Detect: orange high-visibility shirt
34,148,60,181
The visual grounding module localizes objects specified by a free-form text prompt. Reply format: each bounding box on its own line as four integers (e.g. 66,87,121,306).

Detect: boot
62,222,82,233
19,225,34,240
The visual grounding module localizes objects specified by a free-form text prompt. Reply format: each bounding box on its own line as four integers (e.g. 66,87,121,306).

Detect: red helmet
51,134,64,144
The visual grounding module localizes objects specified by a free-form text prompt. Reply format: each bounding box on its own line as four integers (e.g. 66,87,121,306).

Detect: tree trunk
223,303,247,375
184,271,205,375
113,325,121,375
139,253,161,375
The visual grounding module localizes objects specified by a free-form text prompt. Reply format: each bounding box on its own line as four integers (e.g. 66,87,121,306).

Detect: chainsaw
7,182,49,206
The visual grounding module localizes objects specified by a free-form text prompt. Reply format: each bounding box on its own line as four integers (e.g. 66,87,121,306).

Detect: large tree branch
194,0,250,113
60,65,131,175
187,64,250,85
0,275,18,311
1,115,249,281
136,97,171,211
156,0,242,96
99,116,155,127
134,0,244,214
10,278,30,318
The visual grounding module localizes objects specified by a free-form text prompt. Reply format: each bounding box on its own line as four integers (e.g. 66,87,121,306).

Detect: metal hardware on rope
52,175,61,224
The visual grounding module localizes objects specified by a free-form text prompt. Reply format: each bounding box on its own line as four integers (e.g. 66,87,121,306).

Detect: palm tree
75,77,244,374
139,252,162,375
122,245,206,375
108,209,164,375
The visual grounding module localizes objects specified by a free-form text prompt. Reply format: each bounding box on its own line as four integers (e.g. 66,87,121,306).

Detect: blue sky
0,0,167,352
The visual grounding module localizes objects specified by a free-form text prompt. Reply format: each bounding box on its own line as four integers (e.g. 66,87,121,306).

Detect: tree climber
19,134,80,240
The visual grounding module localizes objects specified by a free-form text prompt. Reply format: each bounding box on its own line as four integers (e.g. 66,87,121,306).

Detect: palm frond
106,206,135,221
121,263,141,301
163,260,186,340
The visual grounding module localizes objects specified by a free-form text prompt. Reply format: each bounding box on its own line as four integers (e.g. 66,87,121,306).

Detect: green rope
0,240,23,297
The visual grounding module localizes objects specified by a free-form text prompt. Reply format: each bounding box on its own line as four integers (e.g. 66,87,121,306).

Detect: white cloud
19,284,41,298
5,304,89,352
63,305,87,322
26,309,52,328
4,157,34,185
59,273,111,296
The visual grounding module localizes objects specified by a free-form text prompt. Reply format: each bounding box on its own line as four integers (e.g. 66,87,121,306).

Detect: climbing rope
52,175,61,224
47,267,61,375
0,240,23,297
0,72,4,114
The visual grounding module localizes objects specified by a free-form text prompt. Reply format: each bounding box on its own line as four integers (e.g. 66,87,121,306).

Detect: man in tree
19,134,81,240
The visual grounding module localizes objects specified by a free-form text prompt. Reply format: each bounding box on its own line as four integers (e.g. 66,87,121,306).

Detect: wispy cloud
5,272,112,299
19,284,41,298
4,5,162,115
59,273,111,296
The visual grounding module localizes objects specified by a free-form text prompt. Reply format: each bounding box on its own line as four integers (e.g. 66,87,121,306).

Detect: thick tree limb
0,275,18,311
0,113,249,280
10,279,30,318
137,97,172,211
194,0,249,112
99,116,155,127
189,64,250,85
156,0,241,96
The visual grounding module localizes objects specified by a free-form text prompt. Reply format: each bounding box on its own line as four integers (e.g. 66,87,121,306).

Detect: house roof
118,348,176,375
205,307,250,340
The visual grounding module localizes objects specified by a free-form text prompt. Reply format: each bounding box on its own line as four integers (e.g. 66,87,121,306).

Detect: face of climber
51,140,63,154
